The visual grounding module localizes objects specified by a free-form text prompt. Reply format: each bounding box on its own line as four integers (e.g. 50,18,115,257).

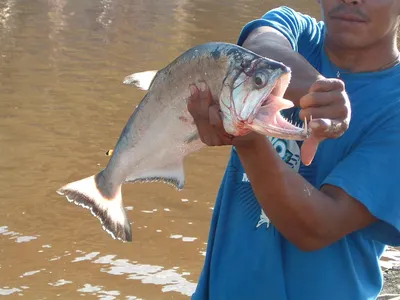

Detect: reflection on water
96,0,113,29
20,270,45,278
1,224,197,298
0,226,38,244
1,222,399,298
49,279,73,286
0,0,398,298
93,254,195,296
0,287,28,297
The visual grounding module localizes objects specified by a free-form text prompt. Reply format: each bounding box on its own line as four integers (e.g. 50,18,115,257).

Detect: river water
0,0,398,299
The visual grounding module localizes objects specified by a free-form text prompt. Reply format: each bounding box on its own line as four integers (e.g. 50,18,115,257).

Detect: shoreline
379,247,400,299
380,269,400,299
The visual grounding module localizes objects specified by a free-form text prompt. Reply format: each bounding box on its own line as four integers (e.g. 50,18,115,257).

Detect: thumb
300,135,320,166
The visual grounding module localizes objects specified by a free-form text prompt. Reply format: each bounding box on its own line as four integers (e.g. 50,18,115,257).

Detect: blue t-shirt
191,6,400,300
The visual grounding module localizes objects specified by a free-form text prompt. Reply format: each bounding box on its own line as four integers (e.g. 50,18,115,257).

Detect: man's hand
188,82,234,146
299,78,351,165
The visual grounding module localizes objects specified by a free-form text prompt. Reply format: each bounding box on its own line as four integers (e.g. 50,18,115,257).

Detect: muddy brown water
0,0,398,299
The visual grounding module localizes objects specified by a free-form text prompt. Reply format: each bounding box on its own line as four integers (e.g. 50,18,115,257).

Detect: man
188,1,400,299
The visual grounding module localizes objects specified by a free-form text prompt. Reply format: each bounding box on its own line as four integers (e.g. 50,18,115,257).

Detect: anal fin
125,160,185,190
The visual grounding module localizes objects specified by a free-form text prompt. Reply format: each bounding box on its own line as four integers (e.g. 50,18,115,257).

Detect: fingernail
310,121,320,129
199,81,207,92
189,85,197,96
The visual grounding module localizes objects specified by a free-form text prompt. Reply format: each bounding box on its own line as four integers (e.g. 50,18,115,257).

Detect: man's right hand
188,82,234,146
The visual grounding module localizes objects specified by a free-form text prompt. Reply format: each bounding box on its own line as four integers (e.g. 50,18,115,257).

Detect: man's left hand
299,77,351,166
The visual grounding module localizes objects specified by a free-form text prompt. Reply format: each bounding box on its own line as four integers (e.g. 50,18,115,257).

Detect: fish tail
56,172,132,242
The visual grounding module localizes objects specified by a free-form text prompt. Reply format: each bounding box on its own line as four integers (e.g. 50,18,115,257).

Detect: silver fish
56,42,308,242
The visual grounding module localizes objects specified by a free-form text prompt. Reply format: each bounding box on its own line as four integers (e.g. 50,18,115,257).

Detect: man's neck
324,36,399,73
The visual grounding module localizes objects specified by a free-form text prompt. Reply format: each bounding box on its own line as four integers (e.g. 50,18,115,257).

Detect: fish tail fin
123,70,158,90
56,173,132,242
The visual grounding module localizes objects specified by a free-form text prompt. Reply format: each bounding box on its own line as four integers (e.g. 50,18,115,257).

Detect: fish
56,42,309,242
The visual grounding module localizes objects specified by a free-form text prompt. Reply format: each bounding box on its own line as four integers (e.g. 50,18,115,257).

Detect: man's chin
327,30,370,49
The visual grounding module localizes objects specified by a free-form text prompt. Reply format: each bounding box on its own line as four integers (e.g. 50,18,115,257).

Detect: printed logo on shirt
241,137,301,184
240,137,301,229
269,137,301,171
256,209,271,228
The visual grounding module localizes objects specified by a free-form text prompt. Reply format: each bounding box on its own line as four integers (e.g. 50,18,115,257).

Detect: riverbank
380,247,400,299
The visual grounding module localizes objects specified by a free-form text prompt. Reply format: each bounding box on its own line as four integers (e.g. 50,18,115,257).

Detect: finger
221,134,234,145
207,130,231,146
299,103,349,121
188,84,200,117
198,81,213,112
187,81,212,119
216,135,231,146
299,91,338,109
188,84,199,101
187,82,233,146
309,78,345,93
209,103,236,142
209,104,223,126
188,82,214,143
209,104,230,139
309,118,349,139
300,88,348,109
301,135,320,166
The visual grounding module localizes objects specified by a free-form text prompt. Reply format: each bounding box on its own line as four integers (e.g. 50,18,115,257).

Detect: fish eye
253,71,268,89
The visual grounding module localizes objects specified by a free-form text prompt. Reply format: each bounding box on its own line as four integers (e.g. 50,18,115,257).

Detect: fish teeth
304,116,308,135
302,115,313,136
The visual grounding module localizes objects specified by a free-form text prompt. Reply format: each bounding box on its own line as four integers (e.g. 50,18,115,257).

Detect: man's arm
234,137,377,251
234,22,375,249
232,22,377,249
235,28,371,251
241,26,324,106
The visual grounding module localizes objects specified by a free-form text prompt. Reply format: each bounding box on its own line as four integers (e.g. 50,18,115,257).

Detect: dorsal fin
123,70,159,91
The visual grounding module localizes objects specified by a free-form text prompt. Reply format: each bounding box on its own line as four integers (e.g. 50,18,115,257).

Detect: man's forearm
242,27,324,106
234,137,376,251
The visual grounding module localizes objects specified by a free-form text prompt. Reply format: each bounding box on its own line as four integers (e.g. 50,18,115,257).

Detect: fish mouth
246,73,309,140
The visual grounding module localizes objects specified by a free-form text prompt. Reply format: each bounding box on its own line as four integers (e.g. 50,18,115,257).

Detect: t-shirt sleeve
236,6,323,58
321,114,400,246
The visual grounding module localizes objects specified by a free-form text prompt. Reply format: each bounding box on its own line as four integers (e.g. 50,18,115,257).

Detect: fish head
219,55,309,140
